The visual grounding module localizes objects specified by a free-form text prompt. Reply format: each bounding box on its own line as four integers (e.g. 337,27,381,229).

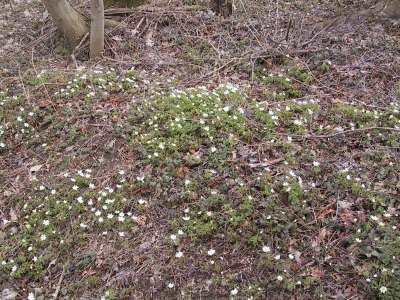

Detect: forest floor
1,0,400,299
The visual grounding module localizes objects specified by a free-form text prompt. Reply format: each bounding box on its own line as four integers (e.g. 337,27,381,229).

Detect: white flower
40,234,47,241
208,249,216,256
210,146,217,153
277,275,283,281
288,253,295,260
262,246,271,253
178,229,184,235
170,234,177,241
274,254,281,260
175,251,184,258
77,196,83,204
89,183,95,189
313,161,320,167
72,185,79,191
370,215,379,221
43,220,50,226
293,119,303,126
167,282,175,289
80,223,87,228
380,286,387,294
11,265,17,273
118,232,125,237
230,288,238,296
138,199,146,205
27,292,36,300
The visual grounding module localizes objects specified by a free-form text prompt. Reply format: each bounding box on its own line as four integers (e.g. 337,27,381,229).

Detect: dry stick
290,127,400,139
70,32,90,67
131,17,145,37
30,49,55,110
285,18,292,42
18,68,30,103
300,16,341,47
52,266,65,300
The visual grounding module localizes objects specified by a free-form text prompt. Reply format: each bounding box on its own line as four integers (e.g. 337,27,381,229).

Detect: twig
300,17,340,47
70,32,90,67
131,17,145,37
18,68,30,103
52,266,65,300
30,49,55,110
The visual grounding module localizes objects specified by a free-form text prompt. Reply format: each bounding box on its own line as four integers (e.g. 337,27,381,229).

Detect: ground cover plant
1,0,400,299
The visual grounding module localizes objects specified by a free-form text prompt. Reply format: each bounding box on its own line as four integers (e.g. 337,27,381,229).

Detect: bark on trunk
210,0,232,17
43,0,89,48
90,0,104,58
383,0,400,21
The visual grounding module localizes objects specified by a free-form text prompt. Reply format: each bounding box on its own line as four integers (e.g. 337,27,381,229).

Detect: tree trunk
382,0,400,22
90,0,104,58
210,0,232,17
42,0,88,48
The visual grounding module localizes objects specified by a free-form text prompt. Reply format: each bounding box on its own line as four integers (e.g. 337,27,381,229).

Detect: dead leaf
9,209,18,222
339,208,355,225
30,164,42,173
312,228,330,252
176,165,188,178
145,30,154,48
317,204,334,220
134,215,147,226
338,201,352,209
318,227,329,241
310,268,325,279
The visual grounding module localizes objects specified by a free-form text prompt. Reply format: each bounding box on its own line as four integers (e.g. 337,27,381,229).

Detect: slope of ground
1,0,400,299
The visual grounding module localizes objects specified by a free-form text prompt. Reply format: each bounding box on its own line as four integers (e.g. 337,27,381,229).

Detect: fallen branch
52,266,65,300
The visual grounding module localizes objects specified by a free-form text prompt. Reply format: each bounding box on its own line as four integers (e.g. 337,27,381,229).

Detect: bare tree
42,0,88,48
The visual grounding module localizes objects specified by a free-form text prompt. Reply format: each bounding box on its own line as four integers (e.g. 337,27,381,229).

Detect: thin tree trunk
42,0,89,48
90,0,105,59
210,0,232,17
